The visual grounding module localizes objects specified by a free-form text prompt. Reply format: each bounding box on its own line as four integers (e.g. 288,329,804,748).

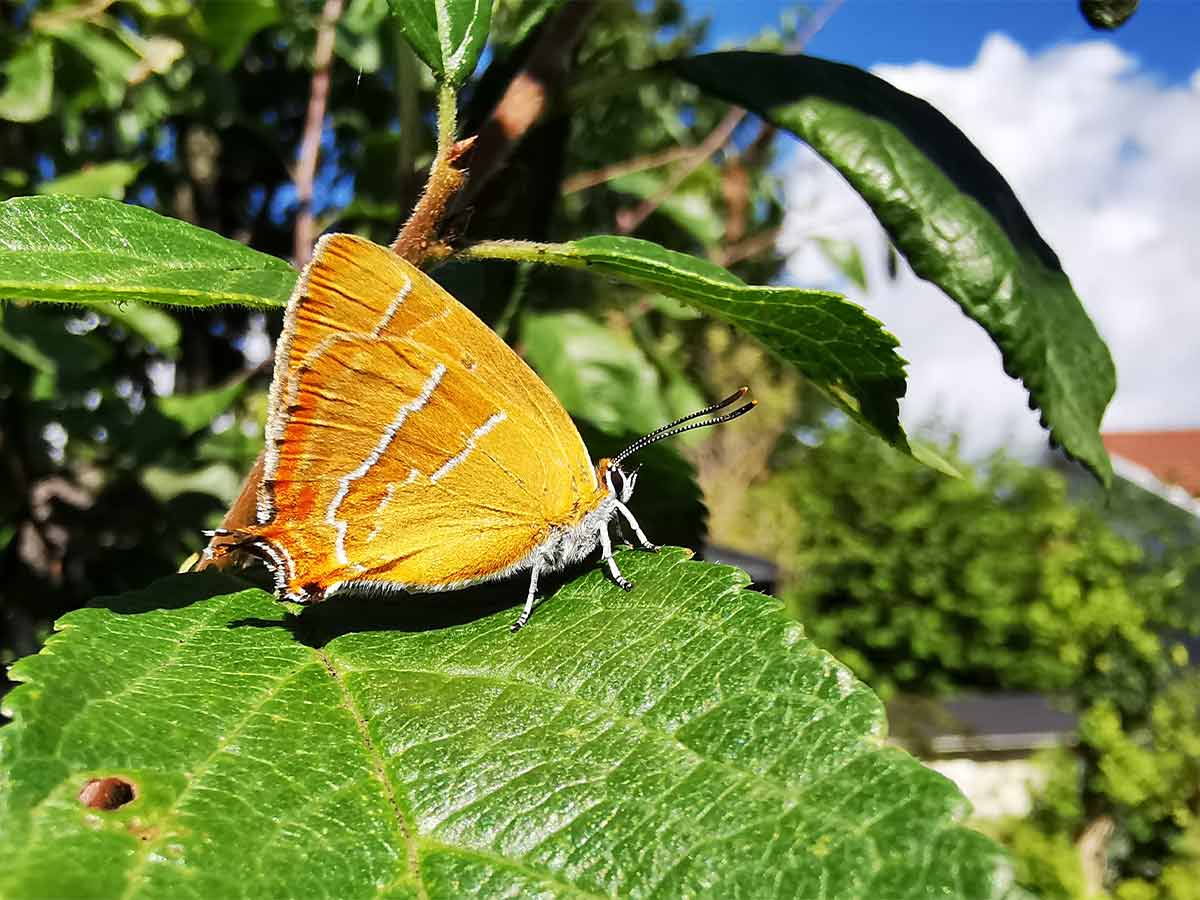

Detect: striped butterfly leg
598,520,634,592
511,560,543,633
511,505,658,632
614,501,660,552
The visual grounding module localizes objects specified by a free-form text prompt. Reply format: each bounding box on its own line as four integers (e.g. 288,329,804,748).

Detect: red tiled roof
1102,430,1200,496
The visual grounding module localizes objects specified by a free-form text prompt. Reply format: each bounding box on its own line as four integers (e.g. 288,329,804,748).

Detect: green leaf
521,310,680,437
470,235,913,454
388,0,492,85
37,161,143,199
0,196,297,309
610,169,725,246
646,293,703,320
154,380,246,435
0,40,54,123
2,558,1015,898
124,0,194,16
46,22,140,107
141,461,243,503
104,303,181,352
1,306,112,390
337,0,390,73
199,0,281,70
0,324,56,374
814,237,868,292
674,52,1115,485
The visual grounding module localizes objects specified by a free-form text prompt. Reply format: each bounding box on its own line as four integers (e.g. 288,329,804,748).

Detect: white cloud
782,34,1200,458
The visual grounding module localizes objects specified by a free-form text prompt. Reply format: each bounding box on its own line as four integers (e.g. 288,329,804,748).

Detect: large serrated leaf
1,551,1014,898
388,0,492,86
674,52,1115,486
0,196,296,309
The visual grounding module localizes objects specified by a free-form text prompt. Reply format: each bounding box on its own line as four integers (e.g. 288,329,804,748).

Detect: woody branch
292,0,345,268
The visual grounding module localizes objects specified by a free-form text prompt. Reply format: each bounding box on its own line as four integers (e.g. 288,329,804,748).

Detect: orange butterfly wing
247,234,603,598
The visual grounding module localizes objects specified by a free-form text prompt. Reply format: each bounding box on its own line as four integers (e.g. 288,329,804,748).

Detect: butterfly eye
611,465,636,502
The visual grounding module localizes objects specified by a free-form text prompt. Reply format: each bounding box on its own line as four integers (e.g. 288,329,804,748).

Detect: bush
756,425,1176,704
745,424,1199,896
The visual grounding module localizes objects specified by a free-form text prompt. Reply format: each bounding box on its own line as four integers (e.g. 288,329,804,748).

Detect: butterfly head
599,460,639,503
598,387,758,502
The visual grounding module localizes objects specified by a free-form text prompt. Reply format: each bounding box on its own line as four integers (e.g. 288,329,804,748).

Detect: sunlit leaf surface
2,552,1015,898
0,197,296,309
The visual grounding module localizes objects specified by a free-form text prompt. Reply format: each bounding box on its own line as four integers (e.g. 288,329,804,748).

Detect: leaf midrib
0,280,286,305
318,647,428,900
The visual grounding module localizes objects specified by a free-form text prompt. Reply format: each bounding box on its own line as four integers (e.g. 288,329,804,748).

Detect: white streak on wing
373,275,413,336
366,469,419,543
411,303,452,333
326,364,446,565
366,483,397,544
430,411,508,484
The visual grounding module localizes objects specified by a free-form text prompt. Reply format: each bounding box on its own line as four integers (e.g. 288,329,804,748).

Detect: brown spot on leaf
128,819,160,841
79,777,136,810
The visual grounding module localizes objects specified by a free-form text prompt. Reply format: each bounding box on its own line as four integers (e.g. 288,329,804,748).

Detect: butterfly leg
613,501,660,552
599,522,634,591
512,560,542,632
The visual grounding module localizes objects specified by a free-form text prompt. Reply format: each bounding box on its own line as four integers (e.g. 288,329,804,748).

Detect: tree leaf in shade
0,40,54,123
37,161,143,199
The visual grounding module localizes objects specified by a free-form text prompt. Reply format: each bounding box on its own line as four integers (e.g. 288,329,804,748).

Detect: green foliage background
0,0,1185,897
731,424,1200,899
1,0,788,666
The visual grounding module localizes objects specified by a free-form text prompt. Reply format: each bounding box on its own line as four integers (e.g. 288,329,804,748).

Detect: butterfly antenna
612,388,756,466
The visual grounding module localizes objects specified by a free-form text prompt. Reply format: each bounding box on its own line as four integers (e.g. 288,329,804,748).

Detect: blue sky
696,0,1199,86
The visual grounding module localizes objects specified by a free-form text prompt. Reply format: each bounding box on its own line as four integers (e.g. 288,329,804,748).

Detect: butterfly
206,234,754,630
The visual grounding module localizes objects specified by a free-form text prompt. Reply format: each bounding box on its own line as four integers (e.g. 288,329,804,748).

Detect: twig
616,0,845,237
794,0,847,48
30,0,114,28
292,0,345,268
616,105,745,235
712,227,782,268
562,144,697,195
720,121,776,245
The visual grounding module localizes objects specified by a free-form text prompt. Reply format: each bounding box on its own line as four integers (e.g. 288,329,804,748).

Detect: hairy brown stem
292,0,345,268
389,88,473,266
